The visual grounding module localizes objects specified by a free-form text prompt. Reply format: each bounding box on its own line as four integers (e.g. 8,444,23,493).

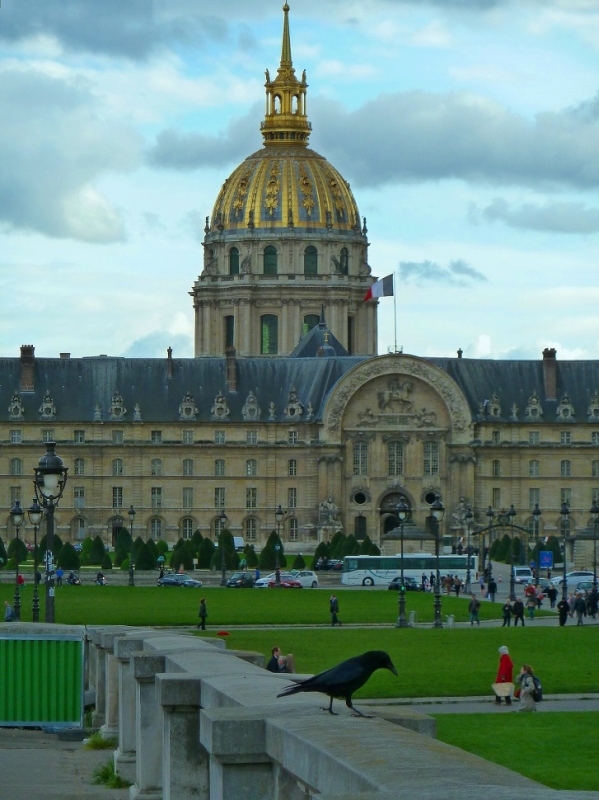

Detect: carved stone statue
451,498,468,528
319,497,340,525
242,391,261,421
133,403,142,422
211,390,230,421
109,392,126,421
179,392,199,421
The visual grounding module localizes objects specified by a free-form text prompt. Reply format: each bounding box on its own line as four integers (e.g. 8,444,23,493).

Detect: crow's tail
276,680,304,698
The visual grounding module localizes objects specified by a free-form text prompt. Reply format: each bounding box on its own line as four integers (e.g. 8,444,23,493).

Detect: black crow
276,650,398,717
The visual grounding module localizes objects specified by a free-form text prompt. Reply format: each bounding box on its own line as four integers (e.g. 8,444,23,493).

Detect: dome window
303,314,319,335
304,245,317,276
263,246,278,275
339,247,349,274
261,315,278,354
229,247,239,275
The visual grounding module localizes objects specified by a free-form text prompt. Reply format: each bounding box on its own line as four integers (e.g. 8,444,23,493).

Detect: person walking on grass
468,594,481,626
487,577,497,602
197,597,207,630
572,592,587,626
330,594,341,626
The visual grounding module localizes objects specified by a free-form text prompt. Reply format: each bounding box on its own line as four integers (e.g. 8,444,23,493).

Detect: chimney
457,348,463,359
226,346,237,391
59,353,71,359
542,348,557,401
20,345,35,392
167,346,173,379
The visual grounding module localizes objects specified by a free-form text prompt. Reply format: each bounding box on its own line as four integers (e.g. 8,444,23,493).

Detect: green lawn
435,713,599,791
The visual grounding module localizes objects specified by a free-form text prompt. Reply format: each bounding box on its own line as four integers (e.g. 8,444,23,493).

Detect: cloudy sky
1,0,598,361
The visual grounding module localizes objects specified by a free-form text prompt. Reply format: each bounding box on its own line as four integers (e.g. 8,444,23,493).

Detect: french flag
364,274,394,301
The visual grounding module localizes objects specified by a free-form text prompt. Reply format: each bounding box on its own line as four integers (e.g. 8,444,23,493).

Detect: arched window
112,458,123,477
559,516,571,537
560,459,571,478
263,245,278,275
592,460,599,478
74,517,86,540
353,442,368,476
74,458,85,476
215,515,227,536
492,459,501,477
246,518,257,541
261,315,278,354
388,443,403,476
289,518,298,541
182,518,194,539
303,314,319,335
304,246,317,276
339,247,348,274
9,458,22,476
151,458,162,477
246,459,257,477
150,518,162,539
229,247,239,275
529,460,540,478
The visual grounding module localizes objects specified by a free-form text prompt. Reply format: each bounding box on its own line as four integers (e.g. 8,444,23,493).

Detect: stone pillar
114,637,145,784
90,631,106,728
200,707,274,800
157,674,208,800
130,653,166,800
100,630,122,739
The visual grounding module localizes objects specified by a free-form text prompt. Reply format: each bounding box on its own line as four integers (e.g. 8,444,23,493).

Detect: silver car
290,570,319,588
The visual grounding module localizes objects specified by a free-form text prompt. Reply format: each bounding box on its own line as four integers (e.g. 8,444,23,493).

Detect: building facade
1,8,598,571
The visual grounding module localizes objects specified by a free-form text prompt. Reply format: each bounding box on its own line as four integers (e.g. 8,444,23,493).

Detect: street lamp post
531,503,542,582
395,498,410,628
28,498,43,622
485,505,495,578
275,505,284,586
508,504,517,601
33,442,68,623
430,495,445,629
128,505,136,586
591,502,599,594
560,502,569,601
464,506,473,593
9,500,24,622
219,510,228,586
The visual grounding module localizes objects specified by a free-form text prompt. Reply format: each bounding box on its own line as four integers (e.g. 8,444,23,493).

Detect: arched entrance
380,492,412,535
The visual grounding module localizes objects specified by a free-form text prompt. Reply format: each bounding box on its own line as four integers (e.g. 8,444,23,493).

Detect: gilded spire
261,4,312,147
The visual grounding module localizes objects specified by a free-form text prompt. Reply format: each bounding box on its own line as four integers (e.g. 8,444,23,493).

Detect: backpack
532,675,543,702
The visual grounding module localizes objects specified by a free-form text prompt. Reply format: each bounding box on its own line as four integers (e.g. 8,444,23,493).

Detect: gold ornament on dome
265,162,281,215
325,169,346,216
298,162,315,215
233,166,254,213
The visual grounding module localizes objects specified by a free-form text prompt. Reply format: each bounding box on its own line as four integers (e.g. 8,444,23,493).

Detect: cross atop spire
260,4,312,147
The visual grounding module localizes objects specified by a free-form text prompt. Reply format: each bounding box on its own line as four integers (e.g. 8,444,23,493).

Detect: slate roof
1,353,598,425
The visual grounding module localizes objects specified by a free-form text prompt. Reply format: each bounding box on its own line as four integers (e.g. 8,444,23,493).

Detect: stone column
114,637,145,784
130,653,166,800
157,674,208,800
89,630,106,728
99,630,122,739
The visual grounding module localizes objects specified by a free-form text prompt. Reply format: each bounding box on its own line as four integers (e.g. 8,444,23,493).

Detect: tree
146,538,159,567
38,533,63,559
7,537,28,564
120,556,130,571
57,542,80,570
131,536,145,565
135,543,155,571
170,544,193,572
191,530,203,554
114,527,132,567
342,534,359,557
258,530,286,570
292,553,306,569
89,535,106,566
197,538,216,568
156,539,169,557
0,537,7,569
329,531,346,559
243,543,258,568
210,530,240,570
101,553,113,570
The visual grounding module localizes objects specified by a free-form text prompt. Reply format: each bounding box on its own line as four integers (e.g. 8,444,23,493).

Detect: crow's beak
389,664,398,676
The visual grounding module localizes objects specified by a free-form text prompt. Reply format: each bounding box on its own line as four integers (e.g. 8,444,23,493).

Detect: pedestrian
501,601,512,627
557,596,570,625
198,597,207,630
56,566,63,587
330,594,340,626
513,597,525,627
488,577,498,602
468,594,481,626
587,587,598,619
159,566,165,579
4,600,15,622
535,586,544,610
493,645,513,705
572,592,587,626
525,594,536,620
443,575,453,595
547,585,558,609
421,572,427,591
546,568,552,580
429,571,435,588
479,574,485,596
516,664,537,712
454,576,462,597
255,568,260,582
277,653,296,673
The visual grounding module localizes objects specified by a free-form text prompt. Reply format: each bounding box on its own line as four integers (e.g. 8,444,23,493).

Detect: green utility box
0,632,84,728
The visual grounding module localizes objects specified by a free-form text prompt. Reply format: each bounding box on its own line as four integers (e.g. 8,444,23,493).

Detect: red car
267,578,302,589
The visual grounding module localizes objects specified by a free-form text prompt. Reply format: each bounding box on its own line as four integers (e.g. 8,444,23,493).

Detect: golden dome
209,5,361,235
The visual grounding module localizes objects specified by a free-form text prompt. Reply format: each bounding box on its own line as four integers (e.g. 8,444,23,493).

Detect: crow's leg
321,696,338,715
347,697,373,718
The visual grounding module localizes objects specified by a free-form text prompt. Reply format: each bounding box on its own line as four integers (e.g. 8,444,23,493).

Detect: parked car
267,577,302,588
387,576,421,591
576,581,596,593
525,577,552,592
157,574,203,588
550,570,595,589
513,567,534,584
290,570,319,588
255,571,295,588
226,571,255,588
314,559,343,571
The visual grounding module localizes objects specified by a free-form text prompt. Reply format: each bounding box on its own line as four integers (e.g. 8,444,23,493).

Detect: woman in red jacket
494,645,513,705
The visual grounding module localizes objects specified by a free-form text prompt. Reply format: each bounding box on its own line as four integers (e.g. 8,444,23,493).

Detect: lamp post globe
218,510,228,587
128,505,136,586
395,497,410,628
559,502,570,601
28,498,43,622
9,499,24,622
430,495,445,629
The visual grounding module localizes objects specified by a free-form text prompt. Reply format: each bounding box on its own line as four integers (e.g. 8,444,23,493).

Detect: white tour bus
341,553,479,587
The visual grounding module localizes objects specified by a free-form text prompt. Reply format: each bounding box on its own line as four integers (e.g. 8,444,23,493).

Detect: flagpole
393,270,398,353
